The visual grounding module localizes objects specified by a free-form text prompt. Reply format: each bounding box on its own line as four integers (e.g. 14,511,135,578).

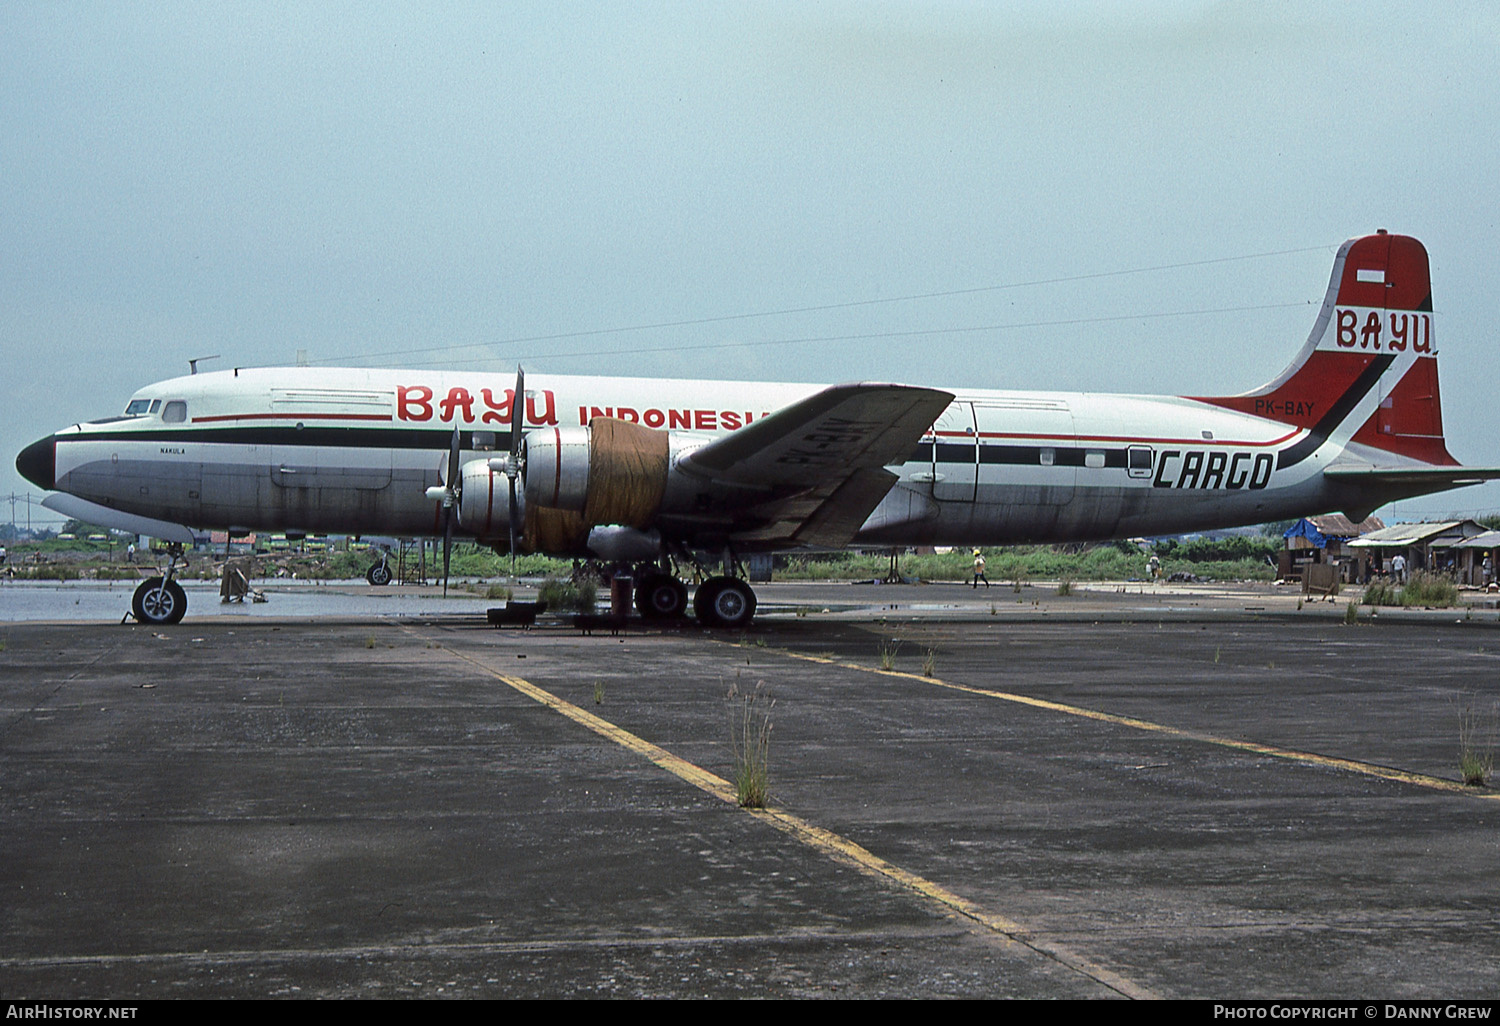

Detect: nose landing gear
129,544,189,625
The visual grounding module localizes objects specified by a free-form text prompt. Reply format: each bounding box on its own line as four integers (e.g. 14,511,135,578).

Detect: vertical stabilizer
1194,231,1455,466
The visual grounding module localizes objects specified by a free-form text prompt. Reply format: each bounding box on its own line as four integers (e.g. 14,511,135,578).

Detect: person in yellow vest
971,548,990,588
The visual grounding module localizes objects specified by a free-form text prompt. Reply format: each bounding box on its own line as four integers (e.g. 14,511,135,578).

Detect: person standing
1391,552,1407,584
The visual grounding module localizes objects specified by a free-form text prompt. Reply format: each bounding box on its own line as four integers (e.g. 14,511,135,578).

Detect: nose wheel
132,577,187,625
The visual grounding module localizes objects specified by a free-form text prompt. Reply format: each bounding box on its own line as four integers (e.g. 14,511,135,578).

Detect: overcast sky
4,1,1498,526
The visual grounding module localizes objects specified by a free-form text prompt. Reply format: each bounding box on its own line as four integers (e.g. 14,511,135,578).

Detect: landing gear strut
130,544,188,625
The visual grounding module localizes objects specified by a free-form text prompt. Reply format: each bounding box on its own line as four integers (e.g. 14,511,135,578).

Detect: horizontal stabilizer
1323,465,1500,488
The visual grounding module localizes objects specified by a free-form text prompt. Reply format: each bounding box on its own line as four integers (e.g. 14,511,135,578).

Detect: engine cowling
523,418,669,529
454,459,522,543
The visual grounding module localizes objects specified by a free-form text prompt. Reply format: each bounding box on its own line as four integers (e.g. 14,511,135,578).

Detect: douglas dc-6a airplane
16,232,1500,626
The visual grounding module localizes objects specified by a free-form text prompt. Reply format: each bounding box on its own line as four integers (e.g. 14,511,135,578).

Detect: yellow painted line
424,635,1157,1000
769,648,1500,801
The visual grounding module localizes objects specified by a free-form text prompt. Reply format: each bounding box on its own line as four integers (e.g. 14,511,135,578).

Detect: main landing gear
692,576,757,630
130,544,188,626
634,571,689,620
629,551,759,629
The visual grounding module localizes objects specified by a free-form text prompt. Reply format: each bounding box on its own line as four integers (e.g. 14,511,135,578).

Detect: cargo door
971,398,1076,505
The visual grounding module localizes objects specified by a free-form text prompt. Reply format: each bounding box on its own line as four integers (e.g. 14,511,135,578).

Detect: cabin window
1127,445,1154,479
1085,450,1106,469
162,401,187,423
1039,448,1055,467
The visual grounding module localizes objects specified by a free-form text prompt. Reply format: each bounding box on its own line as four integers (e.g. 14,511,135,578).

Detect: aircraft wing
674,382,953,547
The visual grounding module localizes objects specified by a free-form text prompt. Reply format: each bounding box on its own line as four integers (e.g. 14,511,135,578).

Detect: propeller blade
510,366,525,461
442,423,460,597
442,505,453,596
508,366,525,575
447,424,461,493
508,475,518,573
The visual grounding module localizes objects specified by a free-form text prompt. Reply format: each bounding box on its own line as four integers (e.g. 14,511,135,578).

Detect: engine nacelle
455,459,523,543
524,419,669,529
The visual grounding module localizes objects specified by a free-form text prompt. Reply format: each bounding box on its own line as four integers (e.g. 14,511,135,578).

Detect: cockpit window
125,399,151,416
162,400,187,423
149,399,161,413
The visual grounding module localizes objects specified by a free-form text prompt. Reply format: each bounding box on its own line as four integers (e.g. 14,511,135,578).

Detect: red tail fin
1194,231,1455,465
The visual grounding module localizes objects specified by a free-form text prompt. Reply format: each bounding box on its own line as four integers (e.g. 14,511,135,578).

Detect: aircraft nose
16,435,56,491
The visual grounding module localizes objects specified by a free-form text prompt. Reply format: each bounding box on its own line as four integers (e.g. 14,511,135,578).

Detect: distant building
1347,520,1487,581
1281,514,1385,584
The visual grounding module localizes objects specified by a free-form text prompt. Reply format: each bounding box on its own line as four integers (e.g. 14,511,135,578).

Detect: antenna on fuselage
188,355,221,375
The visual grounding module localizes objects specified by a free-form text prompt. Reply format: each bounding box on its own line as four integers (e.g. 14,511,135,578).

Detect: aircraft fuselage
31,366,1346,549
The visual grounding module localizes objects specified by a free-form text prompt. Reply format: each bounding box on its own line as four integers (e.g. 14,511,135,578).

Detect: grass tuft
922,646,937,677
1401,571,1459,608
1458,696,1495,786
878,638,901,671
728,681,773,808
538,577,596,612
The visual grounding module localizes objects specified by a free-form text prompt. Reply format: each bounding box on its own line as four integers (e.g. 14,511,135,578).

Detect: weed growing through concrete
922,646,937,677
1343,601,1359,626
1057,579,1072,597
593,680,604,705
1458,696,1495,786
878,638,901,671
364,634,376,649
727,681,773,808
1213,646,1220,664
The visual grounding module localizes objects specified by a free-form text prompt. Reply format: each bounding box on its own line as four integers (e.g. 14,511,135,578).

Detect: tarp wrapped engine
521,417,669,554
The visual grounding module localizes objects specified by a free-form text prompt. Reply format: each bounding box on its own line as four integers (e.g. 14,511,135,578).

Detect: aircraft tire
693,576,757,629
132,577,187,626
636,573,688,619
366,562,393,586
